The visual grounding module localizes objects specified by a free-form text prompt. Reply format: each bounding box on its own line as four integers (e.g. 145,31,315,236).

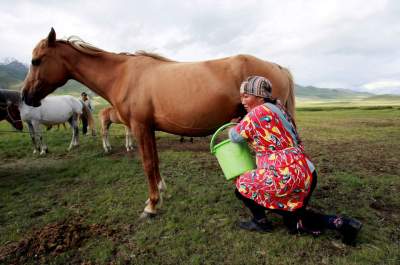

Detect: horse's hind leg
131,122,161,218
153,133,166,199
101,120,112,153
68,114,79,150
125,126,134,152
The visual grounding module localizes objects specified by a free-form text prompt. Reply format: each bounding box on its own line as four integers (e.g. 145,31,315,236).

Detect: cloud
360,80,400,94
1,0,399,94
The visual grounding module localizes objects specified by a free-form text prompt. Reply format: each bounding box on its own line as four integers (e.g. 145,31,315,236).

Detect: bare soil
0,217,116,265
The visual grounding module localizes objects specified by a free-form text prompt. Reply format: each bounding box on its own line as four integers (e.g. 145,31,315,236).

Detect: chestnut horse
0,89,23,131
22,28,295,218
99,106,134,153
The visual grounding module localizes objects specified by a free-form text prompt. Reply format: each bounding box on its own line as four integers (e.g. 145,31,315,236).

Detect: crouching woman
229,76,362,245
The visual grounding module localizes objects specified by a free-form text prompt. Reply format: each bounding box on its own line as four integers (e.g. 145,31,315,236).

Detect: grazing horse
20,95,95,155
99,106,134,153
22,28,295,217
0,89,23,131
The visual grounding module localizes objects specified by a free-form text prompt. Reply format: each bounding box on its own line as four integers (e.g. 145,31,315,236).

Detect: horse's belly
41,112,73,125
154,105,236,136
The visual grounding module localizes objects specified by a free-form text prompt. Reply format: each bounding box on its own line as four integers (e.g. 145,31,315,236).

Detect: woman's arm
229,127,245,143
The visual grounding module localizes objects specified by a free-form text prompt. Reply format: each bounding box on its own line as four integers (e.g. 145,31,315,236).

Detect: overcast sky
1,0,399,94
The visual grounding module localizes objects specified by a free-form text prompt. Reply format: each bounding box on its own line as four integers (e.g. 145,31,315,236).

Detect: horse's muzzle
22,91,41,107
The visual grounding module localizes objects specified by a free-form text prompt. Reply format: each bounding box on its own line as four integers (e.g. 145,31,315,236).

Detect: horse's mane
58,36,106,55
0,89,21,105
58,36,175,62
132,50,175,62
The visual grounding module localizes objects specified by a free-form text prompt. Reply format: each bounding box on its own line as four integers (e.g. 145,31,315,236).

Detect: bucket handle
210,122,238,154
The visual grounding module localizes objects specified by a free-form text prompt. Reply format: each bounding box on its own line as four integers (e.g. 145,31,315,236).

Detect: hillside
0,60,90,95
0,61,28,90
295,84,372,100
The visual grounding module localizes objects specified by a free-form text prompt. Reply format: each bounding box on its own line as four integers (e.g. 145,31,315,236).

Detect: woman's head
240,76,275,111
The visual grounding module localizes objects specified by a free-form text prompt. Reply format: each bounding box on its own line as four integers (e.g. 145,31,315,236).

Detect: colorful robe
230,103,314,211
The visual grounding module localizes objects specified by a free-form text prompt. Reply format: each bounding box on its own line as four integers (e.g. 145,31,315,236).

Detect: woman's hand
231,117,241,123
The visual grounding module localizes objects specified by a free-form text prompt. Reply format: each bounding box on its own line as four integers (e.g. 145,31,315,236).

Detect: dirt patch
369,196,400,224
0,217,116,265
304,138,400,176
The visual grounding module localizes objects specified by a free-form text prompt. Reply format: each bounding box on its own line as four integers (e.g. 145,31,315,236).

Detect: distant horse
179,136,193,143
99,106,134,153
0,89,23,131
20,95,95,155
22,28,295,217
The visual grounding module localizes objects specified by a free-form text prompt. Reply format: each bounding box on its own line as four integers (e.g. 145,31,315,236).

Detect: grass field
0,100,399,265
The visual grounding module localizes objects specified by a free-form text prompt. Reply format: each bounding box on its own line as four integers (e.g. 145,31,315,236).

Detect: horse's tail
281,67,296,121
82,103,96,136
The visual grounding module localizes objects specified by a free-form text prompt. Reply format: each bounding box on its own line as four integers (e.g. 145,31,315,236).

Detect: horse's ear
47,27,56,47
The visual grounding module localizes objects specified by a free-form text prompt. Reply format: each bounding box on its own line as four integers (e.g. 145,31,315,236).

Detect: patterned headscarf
240,76,273,99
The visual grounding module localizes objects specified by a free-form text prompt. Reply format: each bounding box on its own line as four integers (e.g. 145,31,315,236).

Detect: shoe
283,214,299,234
238,218,273,233
339,217,362,246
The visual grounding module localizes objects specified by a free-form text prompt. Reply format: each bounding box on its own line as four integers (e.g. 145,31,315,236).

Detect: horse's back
129,54,292,135
100,106,123,124
0,89,21,104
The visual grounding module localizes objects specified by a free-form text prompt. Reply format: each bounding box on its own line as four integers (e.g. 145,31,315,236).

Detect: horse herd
0,89,136,154
4,28,296,218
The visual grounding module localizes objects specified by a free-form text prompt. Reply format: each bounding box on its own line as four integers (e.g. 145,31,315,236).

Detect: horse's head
0,101,23,131
22,28,69,107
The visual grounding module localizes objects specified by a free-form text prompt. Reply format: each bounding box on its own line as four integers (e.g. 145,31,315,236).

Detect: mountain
295,84,372,100
0,60,28,90
0,60,89,95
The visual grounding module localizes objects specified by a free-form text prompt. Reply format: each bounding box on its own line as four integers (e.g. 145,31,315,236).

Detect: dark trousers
82,116,88,134
235,171,318,224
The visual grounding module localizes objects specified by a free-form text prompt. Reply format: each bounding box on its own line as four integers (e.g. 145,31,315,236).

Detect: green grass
0,101,399,264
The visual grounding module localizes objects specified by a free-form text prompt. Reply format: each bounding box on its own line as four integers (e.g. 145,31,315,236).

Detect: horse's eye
31,58,41,66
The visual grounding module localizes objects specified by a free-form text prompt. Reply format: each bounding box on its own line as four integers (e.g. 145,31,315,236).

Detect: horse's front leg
125,126,134,152
32,121,47,155
27,121,40,154
131,122,162,218
68,114,79,151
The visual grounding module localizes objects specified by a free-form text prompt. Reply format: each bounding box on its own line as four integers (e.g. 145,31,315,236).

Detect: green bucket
210,123,256,180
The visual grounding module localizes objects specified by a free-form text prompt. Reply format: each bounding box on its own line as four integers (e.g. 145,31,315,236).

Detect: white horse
20,95,95,155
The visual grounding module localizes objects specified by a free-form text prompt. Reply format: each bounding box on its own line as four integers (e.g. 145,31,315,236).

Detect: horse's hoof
139,211,157,219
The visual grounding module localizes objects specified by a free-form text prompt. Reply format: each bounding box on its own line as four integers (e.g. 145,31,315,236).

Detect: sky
1,0,399,94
